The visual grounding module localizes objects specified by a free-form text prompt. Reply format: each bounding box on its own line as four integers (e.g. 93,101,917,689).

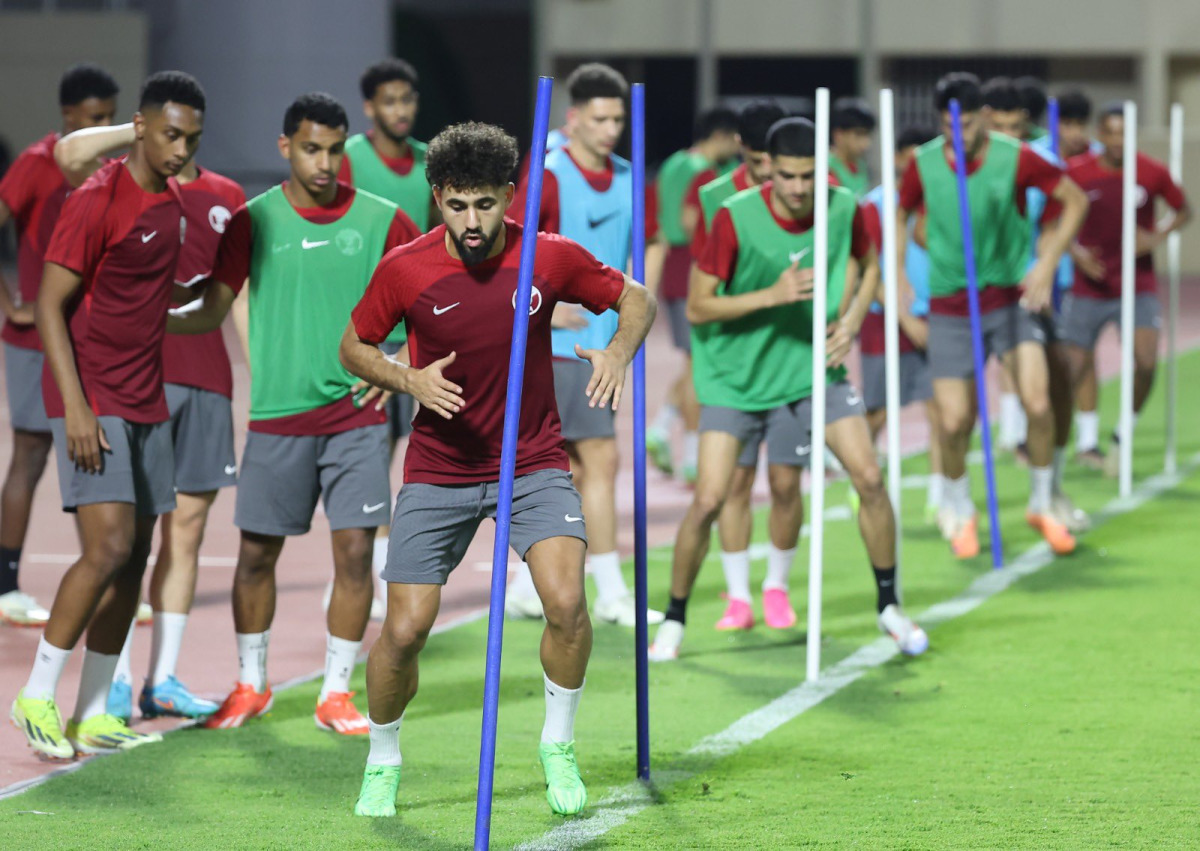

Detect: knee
691,489,727,527
236,534,283,579
542,591,589,642
335,534,373,581
84,527,136,578
940,405,974,439
852,461,886,502
767,473,800,509
382,615,431,658
1022,393,1051,422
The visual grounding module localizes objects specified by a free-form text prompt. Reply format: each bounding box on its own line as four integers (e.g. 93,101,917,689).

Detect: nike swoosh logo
796,445,812,456
587,211,619,228
301,238,329,249
224,464,237,475
789,248,811,263
142,231,157,243
433,302,461,315
564,514,582,522
363,502,387,513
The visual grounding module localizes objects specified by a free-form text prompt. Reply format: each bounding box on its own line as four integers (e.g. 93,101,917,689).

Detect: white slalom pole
806,87,830,684
1118,100,1137,498
879,88,903,575
1165,103,1183,477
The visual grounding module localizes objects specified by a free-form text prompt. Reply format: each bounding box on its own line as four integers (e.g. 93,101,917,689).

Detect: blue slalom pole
630,82,651,781
474,75,554,850
1047,96,1060,160
948,99,1004,569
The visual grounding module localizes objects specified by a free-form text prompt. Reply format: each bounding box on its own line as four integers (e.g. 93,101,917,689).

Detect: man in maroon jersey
338,122,655,817
11,71,206,760
0,64,118,627
1061,102,1192,474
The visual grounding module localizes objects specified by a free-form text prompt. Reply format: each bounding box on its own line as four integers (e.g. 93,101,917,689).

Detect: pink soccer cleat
761,588,797,629
714,597,755,631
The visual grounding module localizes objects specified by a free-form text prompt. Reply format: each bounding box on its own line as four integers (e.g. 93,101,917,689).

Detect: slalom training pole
474,75,554,851
879,88,903,575
1048,97,1060,159
806,87,831,683
1118,100,1137,499
948,99,1004,569
1165,103,1183,477
630,82,651,781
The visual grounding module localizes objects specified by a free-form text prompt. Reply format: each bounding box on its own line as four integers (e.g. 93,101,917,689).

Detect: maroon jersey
163,167,247,398
0,132,71,350
42,159,183,423
1068,151,1187,299
351,221,625,485
858,200,917,356
689,163,754,262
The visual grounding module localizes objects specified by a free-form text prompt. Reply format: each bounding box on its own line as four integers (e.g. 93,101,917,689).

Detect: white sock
1076,411,1100,452
1114,412,1139,444
148,611,187,687
720,550,752,603
927,473,945,509
947,474,975,516
1029,465,1054,513
320,633,361,702
651,403,677,434
541,673,584,743
763,545,795,592
1000,393,1025,444
509,561,538,599
113,620,135,687
367,715,403,767
236,631,270,691
1052,448,1067,494
24,636,72,701
683,431,699,469
588,552,628,604
73,650,119,723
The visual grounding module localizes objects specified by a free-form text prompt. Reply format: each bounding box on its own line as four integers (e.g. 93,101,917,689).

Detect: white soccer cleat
648,619,684,662
135,601,153,625
593,594,665,628
1051,493,1091,534
0,590,50,626
878,604,928,656
505,591,545,620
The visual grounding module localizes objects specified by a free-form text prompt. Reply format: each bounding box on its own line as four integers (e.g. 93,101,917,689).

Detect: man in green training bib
829,96,875,200
650,118,927,662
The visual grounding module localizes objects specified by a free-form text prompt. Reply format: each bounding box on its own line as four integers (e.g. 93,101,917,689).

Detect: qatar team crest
208,205,232,233
512,285,543,316
336,228,365,256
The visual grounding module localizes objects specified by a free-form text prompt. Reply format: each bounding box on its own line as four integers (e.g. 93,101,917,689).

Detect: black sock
665,595,689,625
873,565,898,614
0,547,21,596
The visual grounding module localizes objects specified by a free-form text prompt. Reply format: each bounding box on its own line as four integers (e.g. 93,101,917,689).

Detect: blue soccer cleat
106,678,133,724
139,676,219,719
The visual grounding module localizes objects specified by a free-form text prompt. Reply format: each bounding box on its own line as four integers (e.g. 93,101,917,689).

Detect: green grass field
5,356,1199,850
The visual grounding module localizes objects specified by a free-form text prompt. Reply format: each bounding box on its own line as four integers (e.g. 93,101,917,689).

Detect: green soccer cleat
539,740,588,816
354,764,401,817
646,429,674,476
11,690,74,760
66,713,162,755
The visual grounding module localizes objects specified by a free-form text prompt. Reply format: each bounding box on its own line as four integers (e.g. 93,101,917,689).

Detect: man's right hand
1070,243,1106,281
6,303,35,326
768,261,814,307
65,404,110,474
406,351,465,420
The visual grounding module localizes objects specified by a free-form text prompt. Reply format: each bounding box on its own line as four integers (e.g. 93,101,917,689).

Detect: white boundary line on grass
513,453,1200,851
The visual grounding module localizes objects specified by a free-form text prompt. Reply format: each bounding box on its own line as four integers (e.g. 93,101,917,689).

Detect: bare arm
1137,202,1193,256
339,323,463,420
54,123,135,188
680,205,700,242
641,236,667,297
1023,176,1089,312
165,279,238,335
686,262,813,325
573,277,657,412
231,282,250,371
0,201,34,326
828,247,880,368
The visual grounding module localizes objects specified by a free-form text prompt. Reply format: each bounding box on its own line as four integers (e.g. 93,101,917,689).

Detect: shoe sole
314,713,369,735
206,694,274,730
0,612,49,628
10,714,74,761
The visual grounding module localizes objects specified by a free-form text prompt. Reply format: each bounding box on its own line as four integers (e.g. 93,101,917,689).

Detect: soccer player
1055,89,1103,159
0,64,118,627
10,71,206,759
649,118,927,661
187,93,419,734
829,96,876,199
338,121,655,817
646,106,739,479
1061,102,1191,474
1015,76,1050,142
51,119,245,720
897,72,1089,560
336,57,434,617
506,63,665,628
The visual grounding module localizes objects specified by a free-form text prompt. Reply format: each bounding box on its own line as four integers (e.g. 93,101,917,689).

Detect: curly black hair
360,58,419,100
59,63,118,107
140,70,205,113
982,76,1024,112
425,122,519,191
282,92,347,136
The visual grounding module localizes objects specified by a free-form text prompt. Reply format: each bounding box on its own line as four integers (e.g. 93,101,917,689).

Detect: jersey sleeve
698,207,739,281
384,207,421,252
337,156,353,186
43,183,112,279
0,149,49,217
690,212,709,261
1156,161,1188,210
1016,145,1064,196
541,234,625,315
351,248,417,344
510,171,559,233
898,158,924,211
211,205,252,293
685,169,715,212
645,182,660,241
859,201,883,253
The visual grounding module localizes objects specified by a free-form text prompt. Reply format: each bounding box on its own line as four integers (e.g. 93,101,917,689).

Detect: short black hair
1098,100,1126,123
831,97,876,131
139,70,205,113
981,76,1024,112
425,122,519,191
897,125,937,151
1057,89,1093,122
565,63,628,105
360,58,419,100
1014,76,1048,121
59,63,119,107
693,106,739,142
934,72,982,113
766,117,816,159
282,92,348,136
737,99,787,151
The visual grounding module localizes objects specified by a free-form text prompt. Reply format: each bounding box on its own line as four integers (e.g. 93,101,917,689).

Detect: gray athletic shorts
928,303,1045,380
234,424,390,536
5,343,50,433
383,468,586,585
663,297,691,353
1058,293,1161,350
553,358,614,442
165,383,236,493
380,341,414,441
701,382,866,468
49,416,176,516
861,351,934,412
